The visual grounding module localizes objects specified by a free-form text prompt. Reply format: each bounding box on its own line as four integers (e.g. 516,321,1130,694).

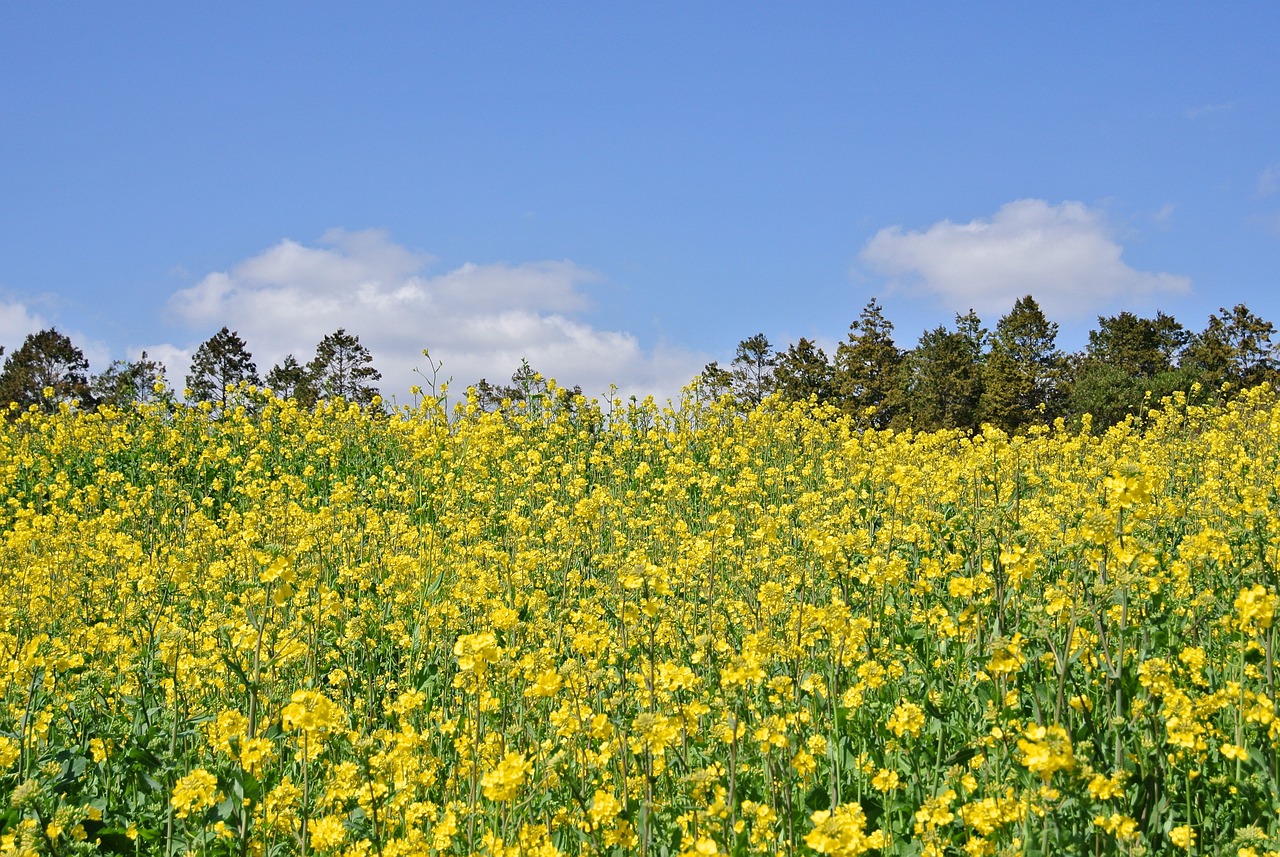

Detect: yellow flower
589,789,622,829
481,752,532,802
282,690,344,738
308,814,347,851
871,768,900,792
1235,585,1279,632
805,804,886,855
1221,743,1249,761
1017,724,1073,779
171,769,220,819
454,631,502,675
1092,813,1138,839
0,736,20,769
1169,824,1196,850
887,701,926,738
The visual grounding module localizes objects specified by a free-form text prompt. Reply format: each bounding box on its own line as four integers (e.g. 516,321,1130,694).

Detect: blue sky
2,3,1278,400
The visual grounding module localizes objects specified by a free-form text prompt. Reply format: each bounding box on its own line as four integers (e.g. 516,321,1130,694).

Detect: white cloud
858,199,1191,319
0,298,49,355
0,298,112,374
1257,164,1280,198
148,229,705,403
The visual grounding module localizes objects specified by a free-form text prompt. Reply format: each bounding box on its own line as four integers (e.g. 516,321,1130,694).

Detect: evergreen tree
900,312,986,432
186,327,260,409
774,337,836,404
979,296,1065,433
834,298,903,428
1084,311,1187,377
696,361,734,401
307,328,382,405
1067,311,1195,428
729,333,777,407
1183,304,1278,391
0,328,93,413
90,351,168,408
473,360,550,411
266,354,318,408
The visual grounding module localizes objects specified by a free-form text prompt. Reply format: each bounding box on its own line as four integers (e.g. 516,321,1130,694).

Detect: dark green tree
979,296,1066,433
1183,304,1278,391
773,337,836,404
307,328,382,406
0,328,93,413
729,333,777,407
186,327,260,409
695,361,734,401
900,311,986,432
1067,311,1195,428
473,359,551,411
266,354,318,408
834,298,904,428
90,351,168,409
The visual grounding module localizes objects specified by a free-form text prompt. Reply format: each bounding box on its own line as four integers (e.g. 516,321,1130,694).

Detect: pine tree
1183,304,1278,391
774,338,836,404
186,327,260,409
834,298,903,428
266,355,318,408
900,312,986,432
307,329,382,406
696,361,734,401
90,351,168,408
1067,311,1194,428
0,328,93,413
979,296,1065,433
729,333,777,407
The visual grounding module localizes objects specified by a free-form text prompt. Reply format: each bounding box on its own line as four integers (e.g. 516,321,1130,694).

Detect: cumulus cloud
858,199,1191,319
0,298,49,354
0,298,112,373
147,229,705,403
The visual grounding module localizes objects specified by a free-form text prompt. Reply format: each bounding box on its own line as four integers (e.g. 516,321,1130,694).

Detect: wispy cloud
859,199,1191,320
1256,164,1280,198
147,229,705,403
1185,101,1234,120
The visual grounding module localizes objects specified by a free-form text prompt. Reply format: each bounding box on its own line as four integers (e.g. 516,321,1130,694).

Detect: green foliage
307,328,382,406
265,354,317,409
90,351,169,410
834,299,904,428
186,327,260,409
898,311,986,432
979,296,1066,433
695,361,734,402
1067,312,1196,429
0,328,92,414
729,333,777,407
1183,303,1279,391
773,338,835,404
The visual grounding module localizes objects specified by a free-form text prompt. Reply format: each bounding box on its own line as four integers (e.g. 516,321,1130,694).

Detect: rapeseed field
4,383,1280,856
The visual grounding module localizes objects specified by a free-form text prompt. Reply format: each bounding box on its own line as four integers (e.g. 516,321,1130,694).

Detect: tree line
700,296,1280,432
0,326,382,415
1,295,1278,432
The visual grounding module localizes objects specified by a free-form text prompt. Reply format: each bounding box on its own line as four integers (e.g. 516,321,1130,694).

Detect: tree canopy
0,328,92,414
186,327,260,409
5,297,1280,433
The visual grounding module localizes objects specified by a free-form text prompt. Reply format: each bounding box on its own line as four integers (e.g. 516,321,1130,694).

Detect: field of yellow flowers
4,383,1280,856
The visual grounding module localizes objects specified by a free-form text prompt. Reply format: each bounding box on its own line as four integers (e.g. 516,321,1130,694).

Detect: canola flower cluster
4,383,1280,855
